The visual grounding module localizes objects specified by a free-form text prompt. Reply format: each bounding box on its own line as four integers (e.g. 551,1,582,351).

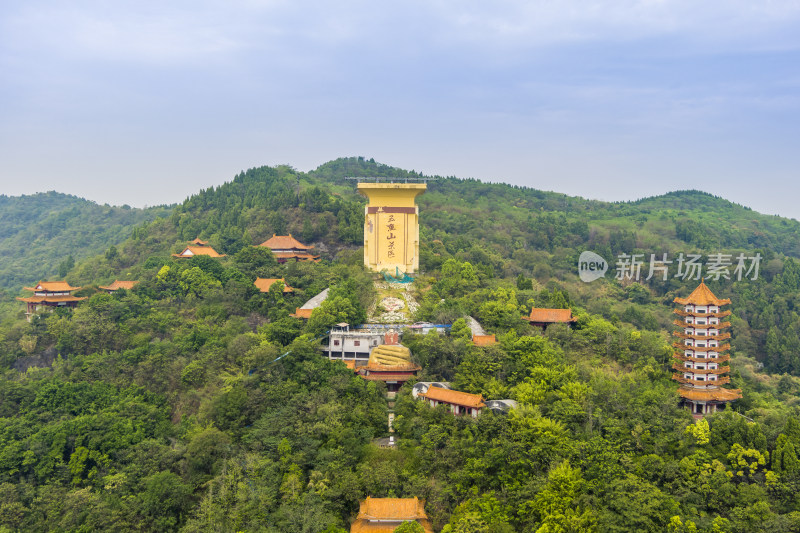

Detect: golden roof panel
674,281,731,306
253,278,293,293
23,281,81,292
420,386,485,408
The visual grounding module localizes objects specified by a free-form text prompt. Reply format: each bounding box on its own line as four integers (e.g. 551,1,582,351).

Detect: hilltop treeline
0,192,170,297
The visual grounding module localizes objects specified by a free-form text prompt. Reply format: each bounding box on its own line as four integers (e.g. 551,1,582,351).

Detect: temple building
324,323,385,366
290,287,329,319
411,382,452,399
525,308,577,329
419,385,485,418
351,497,433,533
356,339,421,395
357,182,426,274
472,334,497,346
465,316,497,345
17,281,86,320
257,234,319,263
172,239,225,258
98,280,138,294
254,278,293,293
672,281,741,416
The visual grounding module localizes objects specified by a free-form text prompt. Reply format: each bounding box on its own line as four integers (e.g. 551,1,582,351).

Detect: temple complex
357,182,426,274
351,497,433,533
17,281,86,320
253,278,293,293
257,234,319,263
172,239,225,258
98,280,138,293
672,281,741,415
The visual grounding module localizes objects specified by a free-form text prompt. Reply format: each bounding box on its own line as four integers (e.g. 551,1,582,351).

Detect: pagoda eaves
672,282,741,415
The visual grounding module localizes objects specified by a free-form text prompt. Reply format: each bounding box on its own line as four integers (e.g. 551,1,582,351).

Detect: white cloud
425,0,800,49
1,0,799,215
5,1,800,68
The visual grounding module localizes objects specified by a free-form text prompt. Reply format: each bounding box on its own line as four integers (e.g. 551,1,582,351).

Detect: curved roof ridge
673,280,731,306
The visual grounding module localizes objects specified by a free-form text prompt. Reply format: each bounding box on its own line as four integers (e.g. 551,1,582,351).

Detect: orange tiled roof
17,295,87,303
258,234,313,250
674,331,731,341
671,362,730,374
363,361,422,373
359,372,419,382
189,238,209,245
420,386,485,408
273,251,320,262
253,278,294,293
23,281,81,292
290,308,313,319
472,334,496,346
356,497,430,522
673,353,731,364
674,309,732,318
673,342,730,352
678,387,742,402
526,308,575,323
172,246,225,258
672,320,732,330
98,280,139,291
673,375,731,386
674,281,731,306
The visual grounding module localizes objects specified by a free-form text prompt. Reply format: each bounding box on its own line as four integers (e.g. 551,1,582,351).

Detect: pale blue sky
1,1,799,217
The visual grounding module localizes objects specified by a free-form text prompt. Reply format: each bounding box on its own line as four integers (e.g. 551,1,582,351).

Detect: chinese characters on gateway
386,214,396,259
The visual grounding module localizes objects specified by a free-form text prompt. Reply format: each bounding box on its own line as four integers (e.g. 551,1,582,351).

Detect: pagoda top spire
673,280,731,307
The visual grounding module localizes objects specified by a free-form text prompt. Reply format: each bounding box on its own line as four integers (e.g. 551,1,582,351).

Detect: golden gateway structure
357,181,426,274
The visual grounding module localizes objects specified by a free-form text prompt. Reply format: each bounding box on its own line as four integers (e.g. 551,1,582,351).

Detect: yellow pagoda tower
672,281,741,415
357,182,426,274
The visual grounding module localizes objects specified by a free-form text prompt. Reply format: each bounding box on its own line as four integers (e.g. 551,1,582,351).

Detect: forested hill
0,191,171,296
6,158,800,530
20,157,800,378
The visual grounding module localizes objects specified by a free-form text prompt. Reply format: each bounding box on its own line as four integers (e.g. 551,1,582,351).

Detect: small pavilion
172,239,225,259
253,278,294,293
290,287,329,319
351,497,433,533
17,281,86,320
472,334,497,346
419,385,485,418
525,308,576,329
257,234,319,263
98,280,138,294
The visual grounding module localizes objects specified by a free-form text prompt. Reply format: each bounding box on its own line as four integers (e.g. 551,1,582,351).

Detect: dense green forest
0,192,171,299
3,157,800,531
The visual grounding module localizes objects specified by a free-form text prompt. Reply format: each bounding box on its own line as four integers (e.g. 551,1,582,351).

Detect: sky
1,1,799,218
